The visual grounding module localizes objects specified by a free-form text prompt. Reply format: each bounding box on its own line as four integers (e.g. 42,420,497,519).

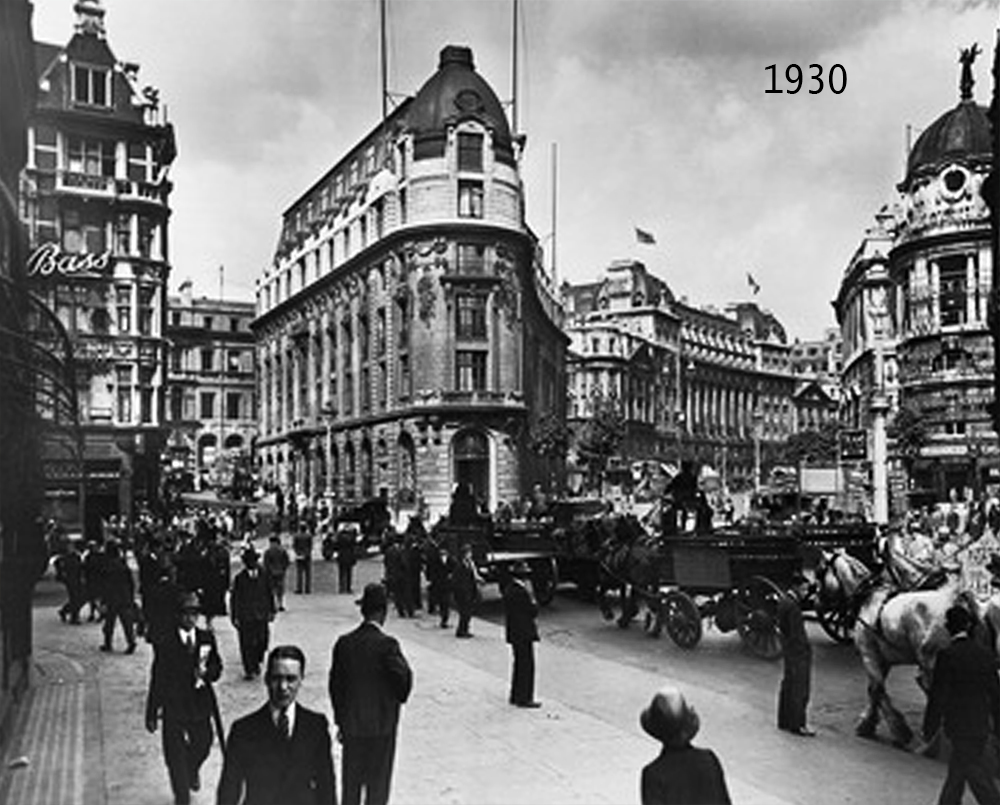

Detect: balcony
56,171,115,197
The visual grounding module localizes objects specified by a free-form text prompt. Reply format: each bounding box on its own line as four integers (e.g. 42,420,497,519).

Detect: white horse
820,549,977,748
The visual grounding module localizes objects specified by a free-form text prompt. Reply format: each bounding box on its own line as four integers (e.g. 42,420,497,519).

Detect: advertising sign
839,429,868,462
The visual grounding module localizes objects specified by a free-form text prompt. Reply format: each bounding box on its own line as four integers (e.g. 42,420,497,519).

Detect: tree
527,412,572,492
576,393,627,492
888,405,927,470
780,420,840,466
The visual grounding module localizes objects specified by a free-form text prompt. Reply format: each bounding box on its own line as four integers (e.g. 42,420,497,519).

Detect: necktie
277,709,290,741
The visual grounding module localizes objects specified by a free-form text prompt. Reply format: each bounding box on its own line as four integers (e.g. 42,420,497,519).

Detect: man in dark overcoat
500,564,541,707
776,575,814,736
230,547,275,679
145,592,222,805
100,540,137,653
451,542,481,638
218,644,336,805
923,605,1000,805
57,540,85,624
329,583,412,805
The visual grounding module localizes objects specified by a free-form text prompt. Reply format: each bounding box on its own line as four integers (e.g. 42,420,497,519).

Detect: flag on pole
635,227,656,245
747,272,760,295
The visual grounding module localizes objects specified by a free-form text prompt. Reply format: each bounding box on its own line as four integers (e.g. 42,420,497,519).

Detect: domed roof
407,46,513,160
904,100,991,186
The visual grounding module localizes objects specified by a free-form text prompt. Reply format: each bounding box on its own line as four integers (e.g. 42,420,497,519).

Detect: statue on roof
959,42,981,101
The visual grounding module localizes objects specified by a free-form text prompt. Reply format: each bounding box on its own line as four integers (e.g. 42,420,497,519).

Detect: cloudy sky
29,0,1000,339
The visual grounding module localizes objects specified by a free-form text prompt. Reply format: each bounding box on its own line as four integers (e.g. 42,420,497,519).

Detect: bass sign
27,243,112,278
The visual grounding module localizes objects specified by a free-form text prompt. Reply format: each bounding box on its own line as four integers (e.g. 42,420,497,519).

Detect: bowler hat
357,583,388,615
242,546,259,565
640,685,700,747
178,591,201,612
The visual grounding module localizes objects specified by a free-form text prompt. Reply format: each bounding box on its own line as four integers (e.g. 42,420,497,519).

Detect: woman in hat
639,685,731,805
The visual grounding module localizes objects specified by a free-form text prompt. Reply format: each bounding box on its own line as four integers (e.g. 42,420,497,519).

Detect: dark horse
587,515,662,632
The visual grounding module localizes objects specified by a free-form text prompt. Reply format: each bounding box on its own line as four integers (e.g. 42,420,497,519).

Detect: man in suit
145,592,222,805
218,644,337,805
451,542,481,638
500,564,541,708
230,547,275,680
329,583,413,805
776,575,815,736
101,539,138,654
639,685,731,805
923,605,1000,805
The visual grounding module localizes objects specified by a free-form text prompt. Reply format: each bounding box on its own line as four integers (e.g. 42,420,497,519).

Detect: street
2,544,951,805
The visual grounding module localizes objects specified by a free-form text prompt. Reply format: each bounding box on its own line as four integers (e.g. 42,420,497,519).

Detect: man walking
923,605,1000,805
56,540,85,625
145,592,222,805
231,547,275,680
263,535,291,611
100,540,138,654
500,564,541,708
451,542,481,638
329,583,413,805
218,644,337,805
293,528,313,594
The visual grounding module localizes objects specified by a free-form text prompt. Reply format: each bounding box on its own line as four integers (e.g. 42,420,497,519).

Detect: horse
821,548,978,748
587,515,663,632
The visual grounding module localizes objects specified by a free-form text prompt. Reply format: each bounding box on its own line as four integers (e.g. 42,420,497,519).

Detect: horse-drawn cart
655,531,803,659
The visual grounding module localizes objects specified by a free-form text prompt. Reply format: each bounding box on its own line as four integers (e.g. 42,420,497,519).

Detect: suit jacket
924,633,1000,741
503,578,539,645
217,703,336,805
231,569,274,623
145,626,221,723
776,594,811,661
451,560,479,605
329,621,412,738
641,745,731,805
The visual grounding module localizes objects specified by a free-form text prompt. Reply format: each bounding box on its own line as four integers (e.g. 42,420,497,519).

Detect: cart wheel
530,558,558,607
816,601,856,644
735,576,784,660
661,590,702,649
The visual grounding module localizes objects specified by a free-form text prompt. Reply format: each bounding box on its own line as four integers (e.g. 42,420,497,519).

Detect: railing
57,171,114,196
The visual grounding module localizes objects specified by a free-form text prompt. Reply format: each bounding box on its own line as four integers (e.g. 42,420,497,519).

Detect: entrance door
453,430,490,508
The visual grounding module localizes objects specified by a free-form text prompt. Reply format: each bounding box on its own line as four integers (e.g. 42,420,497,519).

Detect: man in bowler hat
329,583,413,805
500,563,541,708
639,685,731,805
231,546,275,680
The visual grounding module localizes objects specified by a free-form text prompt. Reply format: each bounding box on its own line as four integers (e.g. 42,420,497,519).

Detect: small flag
747,272,760,295
635,227,656,245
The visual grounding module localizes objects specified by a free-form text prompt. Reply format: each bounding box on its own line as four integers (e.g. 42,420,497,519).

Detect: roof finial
959,42,981,102
73,0,106,38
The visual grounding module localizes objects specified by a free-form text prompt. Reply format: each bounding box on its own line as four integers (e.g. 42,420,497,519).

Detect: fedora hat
178,591,201,612
242,546,259,565
640,685,700,747
356,582,388,615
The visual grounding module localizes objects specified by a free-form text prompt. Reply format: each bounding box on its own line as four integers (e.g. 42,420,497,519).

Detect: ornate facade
835,51,996,506
563,260,794,492
164,280,256,492
253,46,567,520
20,0,176,535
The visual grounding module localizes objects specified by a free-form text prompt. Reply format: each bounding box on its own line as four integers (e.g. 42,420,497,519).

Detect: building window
456,350,487,391
458,180,484,218
226,392,241,420
200,348,214,373
67,135,115,177
72,64,110,106
939,255,968,327
230,317,240,333
227,349,241,374
456,294,488,340
399,354,411,399
361,366,371,412
116,366,133,423
398,188,407,225
457,132,484,173
139,368,154,424
375,309,386,356
115,213,131,255
456,243,486,275
170,387,183,421
171,347,183,372
138,217,155,259
200,392,215,419
138,286,155,336
115,285,131,333
203,316,213,330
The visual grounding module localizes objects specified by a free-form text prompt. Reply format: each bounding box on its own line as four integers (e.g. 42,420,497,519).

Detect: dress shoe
189,769,200,791
58,609,67,623
99,645,111,653
515,701,542,709
456,633,473,639
791,727,816,737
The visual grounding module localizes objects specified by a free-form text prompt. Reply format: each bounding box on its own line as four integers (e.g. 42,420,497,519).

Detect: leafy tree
528,411,572,461
576,393,626,491
889,405,927,469
780,420,840,466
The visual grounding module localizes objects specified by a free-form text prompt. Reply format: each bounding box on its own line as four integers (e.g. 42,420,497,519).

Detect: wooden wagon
654,530,804,659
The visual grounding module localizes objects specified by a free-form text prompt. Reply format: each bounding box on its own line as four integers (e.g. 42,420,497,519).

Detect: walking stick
210,686,226,756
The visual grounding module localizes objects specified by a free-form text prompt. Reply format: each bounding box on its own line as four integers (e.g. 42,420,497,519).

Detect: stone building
835,51,996,506
19,0,176,535
253,45,567,521
164,279,256,494
563,260,794,492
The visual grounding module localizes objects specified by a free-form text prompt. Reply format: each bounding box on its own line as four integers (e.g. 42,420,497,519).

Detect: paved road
0,545,953,804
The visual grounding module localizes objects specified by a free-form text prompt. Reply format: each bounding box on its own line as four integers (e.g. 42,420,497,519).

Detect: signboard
839,429,867,462
27,243,112,278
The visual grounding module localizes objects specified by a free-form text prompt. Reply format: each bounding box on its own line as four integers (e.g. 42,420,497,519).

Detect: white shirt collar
179,627,196,646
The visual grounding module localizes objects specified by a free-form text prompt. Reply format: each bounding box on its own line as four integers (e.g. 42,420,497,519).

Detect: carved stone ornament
417,272,437,325
493,259,520,325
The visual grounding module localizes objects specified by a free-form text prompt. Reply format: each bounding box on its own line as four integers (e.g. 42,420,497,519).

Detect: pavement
0,541,948,805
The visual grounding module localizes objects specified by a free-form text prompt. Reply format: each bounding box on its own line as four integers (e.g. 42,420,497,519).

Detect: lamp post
869,292,890,526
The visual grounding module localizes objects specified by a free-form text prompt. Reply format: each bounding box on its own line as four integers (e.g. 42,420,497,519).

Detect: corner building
253,46,567,520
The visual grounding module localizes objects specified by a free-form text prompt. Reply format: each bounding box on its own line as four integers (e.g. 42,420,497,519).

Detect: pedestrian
218,644,337,805
500,564,541,708
425,543,454,629
329,583,413,805
56,540,85,625
100,540,138,654
144,591,222,805
776,574,815,736
383,535,412,618
82,539,106,621
293,528,313,594
201,534,230,628
922,605,1000,805
335,525,359,595
230,547,275,680
263,535,291,611
144,555,182,649
451,542,482,638
404,535,423,611
639,684,731,805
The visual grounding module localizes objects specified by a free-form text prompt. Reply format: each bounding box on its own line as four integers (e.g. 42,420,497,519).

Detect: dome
407,45,514,163
903,100,992,188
